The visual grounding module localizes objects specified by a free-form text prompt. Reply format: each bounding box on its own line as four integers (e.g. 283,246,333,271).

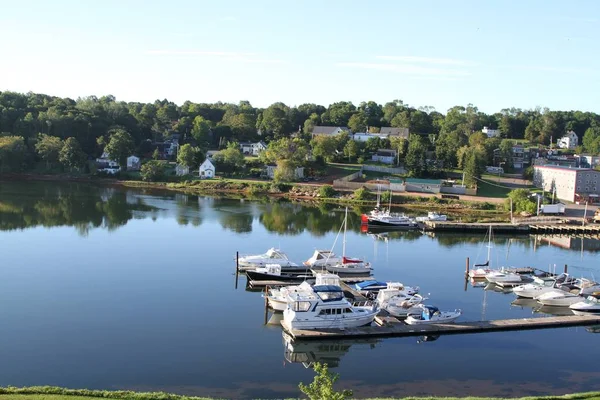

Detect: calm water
0,181,599,399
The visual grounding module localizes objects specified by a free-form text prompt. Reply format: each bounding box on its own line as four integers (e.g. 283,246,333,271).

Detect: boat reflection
282,333,380,368
416,334,441,344
266,312,284,327
511,297,539,311
534,305,576,317
484,283,513,294
586,325,600,333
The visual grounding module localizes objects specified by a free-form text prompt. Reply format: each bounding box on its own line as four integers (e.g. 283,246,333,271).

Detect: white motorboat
513,273,576,298
326,207,373,275
283,285,379,330
536,290,584,307
266,274,340,311
238,248,299,271
362,210,418,228
375,287,425,317
415,212,448,222
303,250,342,268
569,295,600,315
404,305,462,325
576,278,600,296
485,269,523,284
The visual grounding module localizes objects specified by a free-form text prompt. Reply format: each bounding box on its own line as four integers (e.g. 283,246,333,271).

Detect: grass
475,179,512,198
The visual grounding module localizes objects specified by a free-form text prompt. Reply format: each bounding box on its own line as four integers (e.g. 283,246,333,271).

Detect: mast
342,207,348,257
376,184,381,208
388,190,392,212
486,225,492,263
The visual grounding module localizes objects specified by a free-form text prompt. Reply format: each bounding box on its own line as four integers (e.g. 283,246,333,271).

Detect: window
293,301,311,312
344,308,353,313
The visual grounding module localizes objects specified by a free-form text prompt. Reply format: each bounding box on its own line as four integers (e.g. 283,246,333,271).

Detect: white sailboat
469,225,494,279
326,207,373,275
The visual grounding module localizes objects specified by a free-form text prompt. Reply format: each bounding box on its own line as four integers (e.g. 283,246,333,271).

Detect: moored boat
569,295,600,315
238,248,299,271
415,211,448,222
536,290,584,307
266,274,341,311
303,250,342,268
246,264,314,284
404,305,461,325
375,287,426,317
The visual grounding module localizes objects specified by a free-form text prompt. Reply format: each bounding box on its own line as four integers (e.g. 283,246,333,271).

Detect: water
0,181,599,399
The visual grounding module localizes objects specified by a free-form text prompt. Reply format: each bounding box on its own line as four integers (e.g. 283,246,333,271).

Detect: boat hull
326,265,372,275
246,270,314,283
404,311,461,325
283,309,378,330
536,296,583,307
365,218,417,228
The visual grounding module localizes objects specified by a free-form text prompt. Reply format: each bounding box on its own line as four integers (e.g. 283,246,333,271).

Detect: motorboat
415,211,448,222
266,274,341,311
362,210,418,228
245,264,314,284
303,250,342,268
576,278,600,296
354,281,419,296
532,270,559,285
404,305,461,325
485,269,524,284
238,248,299,271
569,295,600,315
375,287,426,317
282,285,379,330
536,290,584,307
513,273,577,298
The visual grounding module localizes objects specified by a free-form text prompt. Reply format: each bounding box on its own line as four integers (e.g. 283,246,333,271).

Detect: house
380,127,409,139
239,141,267,156
126,155,141,171
264,165,304,180
493,144,529,170
533,164,600,203
206,150,219,160
482,126,501,138
95,151,119,170
352,132,390,142
578,154,600,168
371,149,397,165
311,126,351,138
199,159,215,179
558,131,579,149
404,178,442,194
175,164,190,176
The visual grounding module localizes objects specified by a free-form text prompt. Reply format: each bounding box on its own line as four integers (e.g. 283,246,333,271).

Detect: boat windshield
291,301,312,312
317,291,344,302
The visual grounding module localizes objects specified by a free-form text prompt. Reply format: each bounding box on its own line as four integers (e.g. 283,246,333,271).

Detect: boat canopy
315,273,341,286
342,256,362,264
265,248,287,259
421,305,440,320
355,280,385,290
313,285,344,302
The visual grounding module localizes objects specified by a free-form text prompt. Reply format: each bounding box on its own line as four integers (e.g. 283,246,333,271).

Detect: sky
0,0,599,114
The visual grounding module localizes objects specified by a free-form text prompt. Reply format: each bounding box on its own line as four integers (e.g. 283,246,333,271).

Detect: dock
423,221,600,235
281,315,600,341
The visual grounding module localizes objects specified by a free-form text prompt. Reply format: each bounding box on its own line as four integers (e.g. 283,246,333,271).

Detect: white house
352,132,390,142
372,149,398,165
558,131,579,149
175,164,190,176
265,165,304,180
96,151,119,169
126,155,141,170
311,126,351,138
482,126,501,138
239,141,267,156
199,159,216,179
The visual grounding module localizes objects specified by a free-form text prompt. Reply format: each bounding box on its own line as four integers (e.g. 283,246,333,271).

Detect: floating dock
281,314,600,341
423,221,600,235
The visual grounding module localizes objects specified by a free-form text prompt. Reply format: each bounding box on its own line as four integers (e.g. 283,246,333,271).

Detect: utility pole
583,201,588,226
537,194,541,216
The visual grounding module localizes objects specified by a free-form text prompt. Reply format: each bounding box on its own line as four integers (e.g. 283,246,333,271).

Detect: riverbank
1,387,599,400
0,173,508,222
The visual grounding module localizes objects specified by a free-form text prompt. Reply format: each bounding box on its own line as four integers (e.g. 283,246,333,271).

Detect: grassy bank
0,386,599,400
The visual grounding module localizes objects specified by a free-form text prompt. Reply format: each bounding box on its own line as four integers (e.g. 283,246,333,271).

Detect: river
0,181,599,399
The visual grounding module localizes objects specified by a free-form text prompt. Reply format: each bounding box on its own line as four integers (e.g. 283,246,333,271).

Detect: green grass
476,179,512,198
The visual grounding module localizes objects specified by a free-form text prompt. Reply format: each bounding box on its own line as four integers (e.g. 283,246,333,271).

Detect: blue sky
1,0,598,114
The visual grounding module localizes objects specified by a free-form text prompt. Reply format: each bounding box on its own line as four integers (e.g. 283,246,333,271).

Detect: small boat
303,250,342,268
238,248,299,271
415,211,447,222
513,273,577,298
536,290,584,307
375,287,426,317
404,305,461,325
485,269,524,284
283,285,379,330
354,281,419,296
246,264,314,283
266,274,340,311
569,295,600,315
326,207,373,275
469,226,494,279
362,210,418,228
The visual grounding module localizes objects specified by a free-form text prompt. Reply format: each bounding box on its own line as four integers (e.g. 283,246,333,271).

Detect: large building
533,165,600,203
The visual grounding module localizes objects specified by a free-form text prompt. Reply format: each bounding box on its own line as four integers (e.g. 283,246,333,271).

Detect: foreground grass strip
0,387,215,400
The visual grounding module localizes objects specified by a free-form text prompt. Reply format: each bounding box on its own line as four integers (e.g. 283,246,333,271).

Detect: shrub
140,160,165,182
353,187,371,200
299,362,353,400
319,185,337,198
380,190,392,204
270,182,292,193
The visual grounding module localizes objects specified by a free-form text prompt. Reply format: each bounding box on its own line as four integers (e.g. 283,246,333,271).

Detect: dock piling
465,257,470,277
263,285,269,325
236,251,239,272
564,264,568,274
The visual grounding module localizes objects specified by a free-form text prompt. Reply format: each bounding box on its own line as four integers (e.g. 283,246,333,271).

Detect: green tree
389,137,408,164
262,137,308,166
582,127,600,154
152,148,160,160
303,113,320,135
59,137,87,171
35,133,64,169
405,135,429,177
140,160,165,182
105,129,134,169
347,112,367,132
506,188,537,214
299,362,353,400
462,146,486,187
311,136,338,162
191,115,211,144
177,143,199,168
0,135,26,172
343,139,359,162
499,139,515,170
212,142,245,173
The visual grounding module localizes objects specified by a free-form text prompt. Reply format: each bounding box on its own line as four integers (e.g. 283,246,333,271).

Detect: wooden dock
247,276,371,290
281,315,600,341
423,221,600,235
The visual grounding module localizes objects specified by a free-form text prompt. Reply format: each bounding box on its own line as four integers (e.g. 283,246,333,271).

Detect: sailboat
326,207,373,275
361,188,417,228
469,226,494,279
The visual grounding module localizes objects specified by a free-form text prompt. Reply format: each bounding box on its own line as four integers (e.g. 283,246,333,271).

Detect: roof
313,285,343,293
380,127,409,138
534,165,592,172
200,158,215,169
376,149,397,155
405,178,442,185
311,126,350,135
355,280,386,289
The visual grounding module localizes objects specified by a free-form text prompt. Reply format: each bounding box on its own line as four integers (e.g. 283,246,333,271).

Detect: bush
523,166,534,181
319,185,337,198
380,190,392,204
140,160,165,182
270,182,292,193
299,362,353,400
353,187,371,200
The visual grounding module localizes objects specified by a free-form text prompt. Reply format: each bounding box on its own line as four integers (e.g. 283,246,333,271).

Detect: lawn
476,179,512,198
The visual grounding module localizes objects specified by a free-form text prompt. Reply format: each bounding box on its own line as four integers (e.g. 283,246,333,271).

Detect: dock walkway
281,315,600,341
423,221,600,235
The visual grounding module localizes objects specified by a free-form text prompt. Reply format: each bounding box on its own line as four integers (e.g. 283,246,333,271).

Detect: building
533,165,600,203
371,149,397,165
380,127,409,139
239,141,267,156
493,144,529,169
482,126,501,138
199,159,215,179
557,130,579,149
311,126,351,138
404,178,442,194
95,151,119,170
352,132,390,142
126,155,141,171
264,165,304,180
577,154,600,168
175,164,190,176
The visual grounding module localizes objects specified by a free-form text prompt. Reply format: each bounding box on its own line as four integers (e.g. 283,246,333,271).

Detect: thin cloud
376,55,475,66
145,50,285,64
219,16,238,22
337,62,470,77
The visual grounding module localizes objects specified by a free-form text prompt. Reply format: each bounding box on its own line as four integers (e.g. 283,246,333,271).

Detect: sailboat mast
487,225,492,262
342,207,348,257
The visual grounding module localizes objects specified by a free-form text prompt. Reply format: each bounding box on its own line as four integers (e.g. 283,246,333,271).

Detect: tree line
1,90,600,182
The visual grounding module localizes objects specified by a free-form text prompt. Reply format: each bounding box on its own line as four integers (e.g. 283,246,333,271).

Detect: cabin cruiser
245,264,314,284
536,290,584,307
415,211,447,222
283,285,379,330
266,274,340,312
303,250,342,268
362,210,418,228
375,286,426,317
569,295,600,315
485,268,525,284
354,281,419,296
513,273,577,298
325,256,373,275
238,248,299,271
404,305,461,325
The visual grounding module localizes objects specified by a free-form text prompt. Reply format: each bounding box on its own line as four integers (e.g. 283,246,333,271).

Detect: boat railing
352,300,375,307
